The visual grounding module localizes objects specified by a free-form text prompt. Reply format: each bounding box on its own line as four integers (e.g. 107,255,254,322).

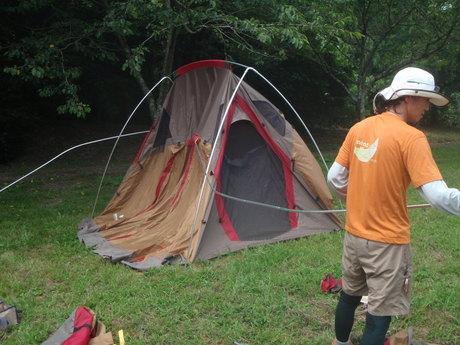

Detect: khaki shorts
342,232,412,316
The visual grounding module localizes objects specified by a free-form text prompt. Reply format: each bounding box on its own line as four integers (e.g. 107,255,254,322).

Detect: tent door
218,120,291,241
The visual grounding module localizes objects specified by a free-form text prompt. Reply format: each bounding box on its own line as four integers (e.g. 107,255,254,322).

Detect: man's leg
334,291,362,343
360,312,391,345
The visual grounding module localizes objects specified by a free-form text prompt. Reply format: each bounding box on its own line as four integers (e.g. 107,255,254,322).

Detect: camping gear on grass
0,301,20,330
383,328,440,345
41,306,113,345
0,301,21,340
78,60,342,269
321,274,343,293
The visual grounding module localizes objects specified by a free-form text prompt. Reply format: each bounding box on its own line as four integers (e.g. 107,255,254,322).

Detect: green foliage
56,99,92,117
1,1,101,118
121,46,148,75
1,0,460,126
296,0,460,119
440,92,460,128
2,0,333,118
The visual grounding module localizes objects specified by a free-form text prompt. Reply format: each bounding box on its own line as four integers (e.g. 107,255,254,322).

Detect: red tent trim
176,60,229,76
213,102,241,241
131,151,178,218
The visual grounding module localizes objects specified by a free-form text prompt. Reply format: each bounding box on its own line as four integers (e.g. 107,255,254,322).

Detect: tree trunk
115,34,157,120
357,90,366,120
154,0,179,119
357,73,368,120
101,0,157,120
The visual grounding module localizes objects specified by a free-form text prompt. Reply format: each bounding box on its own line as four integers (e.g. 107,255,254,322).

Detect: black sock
335,291,362,342
360,312,391,345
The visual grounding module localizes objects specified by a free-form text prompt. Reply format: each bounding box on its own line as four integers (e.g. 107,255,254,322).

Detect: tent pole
192,145,433,214
226,61,343,210
185,67,253,262
226,61,329,172
91,76,173,217
250,69,329,172
0,131,149,194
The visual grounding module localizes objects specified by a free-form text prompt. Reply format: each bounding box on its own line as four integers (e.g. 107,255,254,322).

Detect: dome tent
78,60,342,270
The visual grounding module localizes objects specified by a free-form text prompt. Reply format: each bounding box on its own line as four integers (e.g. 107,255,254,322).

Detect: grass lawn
0,131,459,345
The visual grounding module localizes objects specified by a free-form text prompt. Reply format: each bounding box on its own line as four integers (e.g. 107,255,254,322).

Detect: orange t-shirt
336,112,442,244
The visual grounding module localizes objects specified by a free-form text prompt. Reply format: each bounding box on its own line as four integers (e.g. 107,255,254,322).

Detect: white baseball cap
378,67,450,106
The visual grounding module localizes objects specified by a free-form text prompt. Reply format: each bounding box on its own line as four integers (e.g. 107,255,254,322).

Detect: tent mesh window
252,100,286,136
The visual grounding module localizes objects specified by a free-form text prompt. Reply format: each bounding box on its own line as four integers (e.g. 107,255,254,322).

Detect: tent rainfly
78,60,342,270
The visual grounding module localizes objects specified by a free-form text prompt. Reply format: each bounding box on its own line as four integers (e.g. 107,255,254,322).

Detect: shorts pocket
401,246,412,296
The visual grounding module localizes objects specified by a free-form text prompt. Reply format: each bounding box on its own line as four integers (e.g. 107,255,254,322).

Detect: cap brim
427,93,450,107
393,89,450,106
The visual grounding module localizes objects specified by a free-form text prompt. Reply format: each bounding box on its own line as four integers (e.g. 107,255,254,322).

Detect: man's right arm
327,161,349,202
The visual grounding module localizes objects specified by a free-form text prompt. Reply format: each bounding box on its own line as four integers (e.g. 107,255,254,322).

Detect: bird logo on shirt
354,138,379,162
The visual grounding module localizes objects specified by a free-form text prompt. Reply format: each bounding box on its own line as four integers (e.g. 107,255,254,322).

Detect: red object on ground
61,306,94,345
321,274,342,293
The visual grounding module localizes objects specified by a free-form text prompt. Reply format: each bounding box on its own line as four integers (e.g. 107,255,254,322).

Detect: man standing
327,67,460,345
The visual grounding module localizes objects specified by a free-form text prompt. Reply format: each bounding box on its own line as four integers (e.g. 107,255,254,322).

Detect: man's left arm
418,180,460,216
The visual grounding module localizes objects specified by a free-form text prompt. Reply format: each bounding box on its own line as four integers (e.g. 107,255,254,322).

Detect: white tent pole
227,62,344,212
91,76,173,217
185,66,253,261
252,70,329,171
226,61,330,171
0,131,149,194
192,141,433,214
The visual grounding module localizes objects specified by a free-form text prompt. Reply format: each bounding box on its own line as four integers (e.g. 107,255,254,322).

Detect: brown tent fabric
78,60,342,269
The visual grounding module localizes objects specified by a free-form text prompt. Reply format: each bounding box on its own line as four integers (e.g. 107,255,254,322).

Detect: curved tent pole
185,66,253,262
227,61,330,171
91,76,174,217
185,61,333,262
191,139,433,215
219,63,348,214
228,62,342,210
0,131,149,194
251,69,329,170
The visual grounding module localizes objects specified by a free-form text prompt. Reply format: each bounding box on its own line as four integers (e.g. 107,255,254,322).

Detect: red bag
42,307,113,345
61,307,94,345
321,274,342,293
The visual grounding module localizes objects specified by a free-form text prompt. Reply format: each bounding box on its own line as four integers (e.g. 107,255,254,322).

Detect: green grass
0,139,459,344
424,127,460,144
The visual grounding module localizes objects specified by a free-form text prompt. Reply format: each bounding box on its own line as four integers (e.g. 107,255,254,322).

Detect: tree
1,0,333,119
299,0,460,119
4,0,459,124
